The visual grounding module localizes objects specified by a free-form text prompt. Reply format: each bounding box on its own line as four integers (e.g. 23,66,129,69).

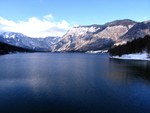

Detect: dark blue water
0,53,150,113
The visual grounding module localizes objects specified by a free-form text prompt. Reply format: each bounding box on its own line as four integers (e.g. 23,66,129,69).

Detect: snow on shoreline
86,50,108,54
110,53,150,61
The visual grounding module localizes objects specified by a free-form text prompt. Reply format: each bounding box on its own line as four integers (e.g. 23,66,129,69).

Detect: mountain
0,32,60,51
0,41,32,55
0,19,150,53
51,19,137,52
109,35,150,56
119,21,150,41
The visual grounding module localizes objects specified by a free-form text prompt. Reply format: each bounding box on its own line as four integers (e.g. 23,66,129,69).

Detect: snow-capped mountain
0,19,149,52
0,32,60,51
52,19,137,52
120,21,150,40
115,21,150,46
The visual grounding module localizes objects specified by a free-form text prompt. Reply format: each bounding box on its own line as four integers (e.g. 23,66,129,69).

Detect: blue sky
0,0,149,37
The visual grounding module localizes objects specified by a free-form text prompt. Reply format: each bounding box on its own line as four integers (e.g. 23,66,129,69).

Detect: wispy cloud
43,14,54,20
0,14,70,37
143,16,148,20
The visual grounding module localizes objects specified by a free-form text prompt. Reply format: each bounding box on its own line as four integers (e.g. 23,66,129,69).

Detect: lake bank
110,53,150,61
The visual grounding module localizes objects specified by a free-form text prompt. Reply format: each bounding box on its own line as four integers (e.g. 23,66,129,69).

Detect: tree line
109,35,150,56
0,42,33,55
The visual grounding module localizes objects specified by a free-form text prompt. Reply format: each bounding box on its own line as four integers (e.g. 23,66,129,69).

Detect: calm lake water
0,53,150,113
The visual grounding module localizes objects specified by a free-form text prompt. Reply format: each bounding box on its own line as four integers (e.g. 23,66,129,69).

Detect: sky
0,0,149,37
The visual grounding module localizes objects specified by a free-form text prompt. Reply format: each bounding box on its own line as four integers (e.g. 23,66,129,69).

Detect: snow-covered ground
110,53,150,61
86,50,108,54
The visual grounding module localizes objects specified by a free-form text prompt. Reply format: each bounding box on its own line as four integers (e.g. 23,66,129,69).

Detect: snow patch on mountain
0,32,60,51
67,26,100,36
52,19,137,52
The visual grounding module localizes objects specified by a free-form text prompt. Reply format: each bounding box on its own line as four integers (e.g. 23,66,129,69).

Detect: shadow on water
109,59,150,82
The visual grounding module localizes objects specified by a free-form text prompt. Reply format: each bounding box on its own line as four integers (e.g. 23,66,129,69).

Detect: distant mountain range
0,32,60,51
0,19,150,52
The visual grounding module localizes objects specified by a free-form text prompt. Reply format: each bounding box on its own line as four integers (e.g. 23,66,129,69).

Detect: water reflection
0,53,150,113
0,53,105,96
109,59,150,83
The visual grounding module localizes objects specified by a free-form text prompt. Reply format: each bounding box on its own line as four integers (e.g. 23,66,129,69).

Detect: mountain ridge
52,19,140,52
0,19,150,52
0,32,60,51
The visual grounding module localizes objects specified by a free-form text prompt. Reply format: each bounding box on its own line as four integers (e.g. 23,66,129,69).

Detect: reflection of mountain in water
109,59,150,82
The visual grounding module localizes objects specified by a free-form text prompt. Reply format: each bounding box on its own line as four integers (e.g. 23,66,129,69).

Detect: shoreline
110,53,150,61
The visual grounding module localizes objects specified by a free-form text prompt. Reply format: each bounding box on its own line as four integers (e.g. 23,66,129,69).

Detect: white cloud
143,16,148,20
44,14,53,20
0,14,70,37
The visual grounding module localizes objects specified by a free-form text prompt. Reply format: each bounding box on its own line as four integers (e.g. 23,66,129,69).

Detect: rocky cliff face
52,19,137,52
114,21,150,46
120,21,150,40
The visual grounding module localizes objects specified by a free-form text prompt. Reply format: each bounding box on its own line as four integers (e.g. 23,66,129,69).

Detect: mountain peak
104,19,137,26
52,19,149,52
0,32,28,39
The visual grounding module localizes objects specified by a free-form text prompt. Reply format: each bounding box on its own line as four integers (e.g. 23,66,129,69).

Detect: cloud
143,16,148,20
0,14,70,37
44,14,53,20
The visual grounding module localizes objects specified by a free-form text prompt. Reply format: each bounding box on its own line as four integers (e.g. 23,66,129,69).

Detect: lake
0,53,150,113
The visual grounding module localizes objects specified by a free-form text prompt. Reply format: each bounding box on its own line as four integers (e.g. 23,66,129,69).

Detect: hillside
0,42,32,55
109,35,150,56
0,32,60,51
52,19,137,52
